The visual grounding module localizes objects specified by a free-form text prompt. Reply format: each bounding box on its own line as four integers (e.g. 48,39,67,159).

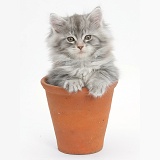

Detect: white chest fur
70,60,99,82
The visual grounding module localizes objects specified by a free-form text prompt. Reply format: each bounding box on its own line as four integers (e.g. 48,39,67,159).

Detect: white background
20,0,140,160
19,0,140,160
1,0,152,159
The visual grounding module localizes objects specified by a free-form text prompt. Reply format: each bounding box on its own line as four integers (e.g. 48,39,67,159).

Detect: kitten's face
49,7,108,59
63,32,97,59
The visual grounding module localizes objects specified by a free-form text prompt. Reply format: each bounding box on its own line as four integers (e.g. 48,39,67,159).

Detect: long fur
46,7,119,97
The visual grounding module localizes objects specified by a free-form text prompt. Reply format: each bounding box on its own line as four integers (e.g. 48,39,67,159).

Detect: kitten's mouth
78,51,84,54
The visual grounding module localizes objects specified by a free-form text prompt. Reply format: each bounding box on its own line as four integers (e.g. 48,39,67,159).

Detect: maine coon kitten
47,7,119,97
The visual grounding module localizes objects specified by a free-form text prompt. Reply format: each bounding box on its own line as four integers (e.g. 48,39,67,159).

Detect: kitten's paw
64,79,84,93
87,81,108,98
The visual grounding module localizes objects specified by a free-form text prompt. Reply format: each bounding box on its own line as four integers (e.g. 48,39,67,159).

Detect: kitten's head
47,7,112,59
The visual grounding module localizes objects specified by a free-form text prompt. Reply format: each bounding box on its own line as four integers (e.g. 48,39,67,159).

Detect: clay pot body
41,77,117,154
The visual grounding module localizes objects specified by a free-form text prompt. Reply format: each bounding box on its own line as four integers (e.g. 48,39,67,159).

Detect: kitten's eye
84,35,92,41
67,37,75,42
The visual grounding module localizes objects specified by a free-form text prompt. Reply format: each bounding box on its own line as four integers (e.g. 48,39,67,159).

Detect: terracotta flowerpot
41,76,117,155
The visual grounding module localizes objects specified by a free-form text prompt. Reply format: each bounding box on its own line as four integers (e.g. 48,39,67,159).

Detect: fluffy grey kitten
47,7,119,97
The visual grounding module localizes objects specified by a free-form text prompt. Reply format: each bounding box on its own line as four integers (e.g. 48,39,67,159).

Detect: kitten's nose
77,45,84,50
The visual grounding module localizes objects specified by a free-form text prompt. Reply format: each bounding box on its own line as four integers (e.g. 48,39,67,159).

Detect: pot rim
41,76,118,95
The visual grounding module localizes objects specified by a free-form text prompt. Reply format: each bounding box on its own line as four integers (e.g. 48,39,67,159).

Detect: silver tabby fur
47,7,119,97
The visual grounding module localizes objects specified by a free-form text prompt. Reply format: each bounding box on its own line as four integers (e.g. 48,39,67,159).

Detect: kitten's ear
50,13,66,33
87,6,102,29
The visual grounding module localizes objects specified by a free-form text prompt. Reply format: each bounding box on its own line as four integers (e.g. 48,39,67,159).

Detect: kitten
47,7,119,97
